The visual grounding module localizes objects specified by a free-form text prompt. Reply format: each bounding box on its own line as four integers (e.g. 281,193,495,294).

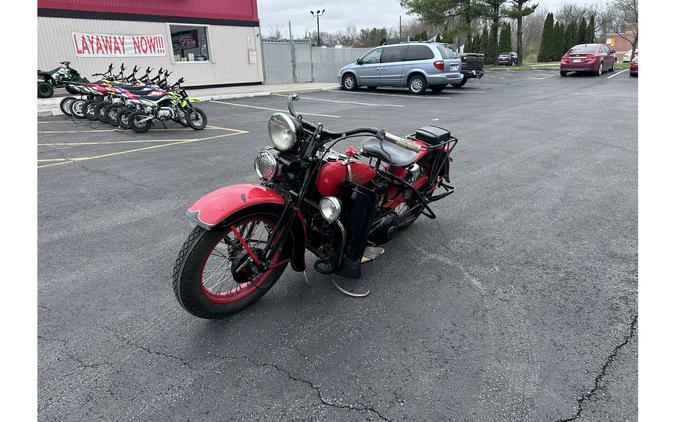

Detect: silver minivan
338,42,462,94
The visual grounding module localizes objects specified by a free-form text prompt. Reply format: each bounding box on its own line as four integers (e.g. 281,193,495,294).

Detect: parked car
560,43,617,76
630,54,638,77
338,42,462,94
622,50,634,62
498,52,518,65
455,51,485,87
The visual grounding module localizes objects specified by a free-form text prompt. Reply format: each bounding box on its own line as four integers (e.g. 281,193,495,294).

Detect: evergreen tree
498,23,512,53
577,17,587,45
566,20,577,50
586,15,596,43
558,22,567,59
480,26,489,56
472,31,480,53
554,21,565,60
487,24,498,64
538,12,554,62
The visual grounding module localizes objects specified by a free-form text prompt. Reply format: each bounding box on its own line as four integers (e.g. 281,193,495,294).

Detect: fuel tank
317,160,376,197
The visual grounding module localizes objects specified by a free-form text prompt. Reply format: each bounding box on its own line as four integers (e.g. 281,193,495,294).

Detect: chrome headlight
319,196,341,222
268,113,297,151
254,149,278,180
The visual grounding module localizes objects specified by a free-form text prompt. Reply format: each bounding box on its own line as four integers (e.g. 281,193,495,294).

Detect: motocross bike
38,60,86,98
127,77,206,133
172,94,457,319
60,63,117,118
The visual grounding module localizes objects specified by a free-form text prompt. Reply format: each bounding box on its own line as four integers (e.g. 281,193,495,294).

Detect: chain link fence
261,39,370,84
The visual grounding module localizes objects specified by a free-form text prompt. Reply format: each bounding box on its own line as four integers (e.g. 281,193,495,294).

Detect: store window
170,25,210,62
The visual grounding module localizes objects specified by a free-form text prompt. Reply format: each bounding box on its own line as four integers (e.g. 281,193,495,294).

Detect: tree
506,0,538,65
537,12,553,62
577,17,587,44
481,0,508,64
470,31,481,52
400,1,483,50
565,19,577,51
355,28,389,47
553,21,565,60
498,23,512,53
586,15,596,42
480,25,490,55
607,0,638,60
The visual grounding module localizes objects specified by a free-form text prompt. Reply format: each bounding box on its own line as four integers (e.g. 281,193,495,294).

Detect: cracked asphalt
38,68,637,421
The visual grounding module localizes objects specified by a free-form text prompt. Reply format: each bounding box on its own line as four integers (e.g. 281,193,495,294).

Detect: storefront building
38,0,263,88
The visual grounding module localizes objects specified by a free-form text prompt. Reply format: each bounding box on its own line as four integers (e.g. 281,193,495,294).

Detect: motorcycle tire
71,99,87,119
129,111,152,133
95,103,110,123
172,213,289,319
173,109,189,127
107,105,122,125
187,107,207,130
84,101,99,121
118,108,135,129
59,96,76,116
38,81,54,98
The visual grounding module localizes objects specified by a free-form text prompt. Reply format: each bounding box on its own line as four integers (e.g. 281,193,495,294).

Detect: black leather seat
38,68,60,76
361,137,418,167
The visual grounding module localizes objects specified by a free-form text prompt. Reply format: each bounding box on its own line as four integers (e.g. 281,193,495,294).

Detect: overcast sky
259,0,607,36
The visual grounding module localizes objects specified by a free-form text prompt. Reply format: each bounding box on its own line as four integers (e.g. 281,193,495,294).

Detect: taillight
561,54,569,63
585,54,598,62
433,60,444,71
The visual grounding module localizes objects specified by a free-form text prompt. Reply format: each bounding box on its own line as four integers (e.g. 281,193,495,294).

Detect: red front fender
186,183,306,271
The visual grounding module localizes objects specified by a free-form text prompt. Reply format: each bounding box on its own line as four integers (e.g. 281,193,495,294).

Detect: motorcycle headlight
268,113,298,151
319,196,341,222
254,150,278,180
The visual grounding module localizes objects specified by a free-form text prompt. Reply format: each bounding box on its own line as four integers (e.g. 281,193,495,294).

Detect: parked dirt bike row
57,63,207,133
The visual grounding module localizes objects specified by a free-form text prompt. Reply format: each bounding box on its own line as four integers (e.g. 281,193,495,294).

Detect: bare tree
521,7,547,58
608,0,638,59
265,23,287,40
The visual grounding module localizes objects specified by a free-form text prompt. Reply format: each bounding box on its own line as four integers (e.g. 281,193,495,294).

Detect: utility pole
310,9,325,46
289,21,297,83
399,16,402,42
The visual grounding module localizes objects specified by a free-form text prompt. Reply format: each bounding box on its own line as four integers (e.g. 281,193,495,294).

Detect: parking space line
210,100,341,118
608,69,629,79
38,131,247,169
273,94,404,108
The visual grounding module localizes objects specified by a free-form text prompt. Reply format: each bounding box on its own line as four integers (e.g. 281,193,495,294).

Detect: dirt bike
127,77,206,133
38,60,86,98
172,94,457,319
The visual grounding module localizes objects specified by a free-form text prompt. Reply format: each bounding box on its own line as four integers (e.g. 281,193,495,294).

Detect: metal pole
289,21,297,83
316,16,321,47
399,16,402,42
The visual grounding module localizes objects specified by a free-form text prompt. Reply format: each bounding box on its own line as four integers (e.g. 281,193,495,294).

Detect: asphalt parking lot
38,68,638,422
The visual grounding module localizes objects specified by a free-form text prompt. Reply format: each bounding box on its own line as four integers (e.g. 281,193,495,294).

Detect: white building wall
38,16,263,87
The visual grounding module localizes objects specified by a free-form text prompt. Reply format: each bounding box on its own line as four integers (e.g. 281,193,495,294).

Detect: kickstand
330,276,370,298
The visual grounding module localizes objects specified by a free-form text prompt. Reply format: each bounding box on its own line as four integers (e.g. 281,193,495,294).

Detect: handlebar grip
383,132,421,152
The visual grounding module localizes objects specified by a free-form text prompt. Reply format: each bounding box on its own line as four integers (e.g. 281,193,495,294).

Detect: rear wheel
38,82,53,98
408,74,427,95
172,214,289,319
560,71,568,77
129,111,152,133
450,76,467,88
342,73,358,91
59,96,76,116
597,61,604,76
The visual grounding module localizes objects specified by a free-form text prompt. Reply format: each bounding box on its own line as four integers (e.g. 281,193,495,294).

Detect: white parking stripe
211,100,340,118
608,69,629,79
273,94,404,108
328,90,485,100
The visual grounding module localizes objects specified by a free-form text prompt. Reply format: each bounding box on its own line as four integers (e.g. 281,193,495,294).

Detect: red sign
72,32,167,57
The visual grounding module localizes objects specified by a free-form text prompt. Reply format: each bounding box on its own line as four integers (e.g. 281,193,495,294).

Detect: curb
37,85,340,117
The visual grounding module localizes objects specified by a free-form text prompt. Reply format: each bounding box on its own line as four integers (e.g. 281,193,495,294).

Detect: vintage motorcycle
172,94,457,319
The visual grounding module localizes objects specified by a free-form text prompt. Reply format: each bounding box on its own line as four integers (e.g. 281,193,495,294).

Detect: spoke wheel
173,213,289,319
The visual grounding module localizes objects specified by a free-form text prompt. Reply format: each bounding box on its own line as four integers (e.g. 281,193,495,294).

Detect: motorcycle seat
38,68,60,76
361,137,417,167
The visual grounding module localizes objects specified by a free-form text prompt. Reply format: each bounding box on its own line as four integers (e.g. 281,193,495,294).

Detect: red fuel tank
317,160,376,197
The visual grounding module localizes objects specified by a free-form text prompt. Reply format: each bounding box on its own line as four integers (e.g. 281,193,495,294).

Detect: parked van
338,42,462,94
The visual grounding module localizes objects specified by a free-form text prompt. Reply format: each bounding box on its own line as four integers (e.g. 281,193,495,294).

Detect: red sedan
630,54,638,77
560,43,617,76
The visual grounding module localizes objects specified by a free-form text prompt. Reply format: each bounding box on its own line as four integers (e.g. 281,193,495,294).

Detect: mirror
356,58,363,65
610,49,616,54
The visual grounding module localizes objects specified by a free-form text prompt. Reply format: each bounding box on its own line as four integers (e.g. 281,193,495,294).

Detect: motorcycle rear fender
186,183,306,271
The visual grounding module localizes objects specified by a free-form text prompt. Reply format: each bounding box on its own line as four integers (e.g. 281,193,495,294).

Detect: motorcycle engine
157,107,174,119
406,163,422,183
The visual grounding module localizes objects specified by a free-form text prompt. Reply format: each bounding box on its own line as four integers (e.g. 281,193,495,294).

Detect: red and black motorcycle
173,94,457,319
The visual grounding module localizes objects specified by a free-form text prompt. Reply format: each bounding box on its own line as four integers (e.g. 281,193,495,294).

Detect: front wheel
84,101,99,120
38,81,53,98
187,107,207,130
129,111,152,133
118,108,135,129
172,214,289,319
342,74,358,91
71,99,87,119
59,96,76,116
597,62,604,76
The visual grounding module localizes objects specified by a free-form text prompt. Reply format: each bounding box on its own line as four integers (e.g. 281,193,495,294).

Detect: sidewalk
37,82,340,117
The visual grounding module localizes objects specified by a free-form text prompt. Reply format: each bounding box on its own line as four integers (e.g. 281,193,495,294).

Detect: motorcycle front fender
186,183,306,271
